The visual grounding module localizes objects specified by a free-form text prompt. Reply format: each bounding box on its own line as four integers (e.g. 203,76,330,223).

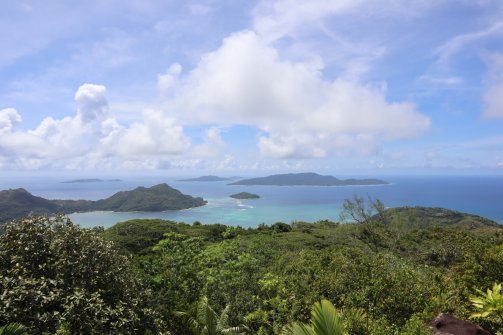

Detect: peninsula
0,184,206,223
229,172,388,186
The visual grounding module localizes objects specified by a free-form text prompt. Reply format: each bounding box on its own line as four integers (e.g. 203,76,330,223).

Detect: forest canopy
1,202,502,334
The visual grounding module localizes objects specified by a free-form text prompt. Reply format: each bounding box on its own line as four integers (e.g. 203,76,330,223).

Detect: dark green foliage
92,183,206,211
0,216,159,334
271,222,292,233
0,183,206,223
0,188,63,222
0,323,27,335
2,204,502,334
230,192,260,199
379,206,500,228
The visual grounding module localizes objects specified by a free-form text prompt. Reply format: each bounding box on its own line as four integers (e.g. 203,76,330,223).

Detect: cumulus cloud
75,83,109,123
167,31,430,158
0,108,22,134
0,84,191,169
100,109,190,157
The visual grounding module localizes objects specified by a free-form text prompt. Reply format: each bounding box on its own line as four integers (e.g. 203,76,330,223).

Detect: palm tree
283,300,346,335
0,324,28,335
470,282,503,323
177,296,248,335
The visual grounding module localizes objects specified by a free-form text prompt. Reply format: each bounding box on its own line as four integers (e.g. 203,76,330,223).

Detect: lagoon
1,175,502,228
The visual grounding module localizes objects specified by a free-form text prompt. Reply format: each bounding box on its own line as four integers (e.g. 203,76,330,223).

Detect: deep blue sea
1,175,502,228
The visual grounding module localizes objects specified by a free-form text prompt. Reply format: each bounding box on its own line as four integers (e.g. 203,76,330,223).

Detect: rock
430,313,492,335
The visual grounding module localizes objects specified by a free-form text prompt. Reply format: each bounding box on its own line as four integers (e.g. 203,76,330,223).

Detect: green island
229,172,388,186
1,198,502,334
230,192,260,199
62,178,122,183
63,178,103,183
0,183,206,223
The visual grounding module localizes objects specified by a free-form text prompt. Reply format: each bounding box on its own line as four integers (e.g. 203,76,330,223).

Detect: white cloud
158,63,182,95
0,108,22,134
75,83,109,123
0,84,191,169
100,109,190,157
166,31,430,158
193,127,225,158
483,53,503,118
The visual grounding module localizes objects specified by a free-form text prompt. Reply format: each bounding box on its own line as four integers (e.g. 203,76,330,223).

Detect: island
62,178,123,183
229,172,388,186
230,192,260,199
63,178,104,183
179,175,230,182
0,183,206,223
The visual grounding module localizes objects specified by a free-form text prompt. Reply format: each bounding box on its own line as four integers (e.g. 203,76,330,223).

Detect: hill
0,188,62,223
230,192,260,199
229,172,387,186
179,175,230,182
0,184,206,223
379,206,500,228
92,184,206,211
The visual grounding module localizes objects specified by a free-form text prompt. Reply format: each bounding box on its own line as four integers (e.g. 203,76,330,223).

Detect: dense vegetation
0,183,206,223
1,200,502,334
230,192,260,199
228,172,387,186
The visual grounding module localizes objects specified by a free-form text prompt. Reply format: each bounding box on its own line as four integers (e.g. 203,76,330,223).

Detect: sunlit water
1,175,502,228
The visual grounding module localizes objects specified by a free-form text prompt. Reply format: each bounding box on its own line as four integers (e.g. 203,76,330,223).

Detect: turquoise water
1,175,502,228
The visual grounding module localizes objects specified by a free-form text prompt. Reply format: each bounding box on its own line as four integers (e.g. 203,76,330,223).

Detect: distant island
179,175,230,182
62,178,123,183
230,192,260,199
0,184,206,223
229,172,388,186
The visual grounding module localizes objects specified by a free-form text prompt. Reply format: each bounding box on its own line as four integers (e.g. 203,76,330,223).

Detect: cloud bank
0,84,190,169
164,31,430,158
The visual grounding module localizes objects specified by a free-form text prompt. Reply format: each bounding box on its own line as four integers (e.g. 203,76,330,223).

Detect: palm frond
198,296,219,335
282,322,314,335
0,323,28,335
311,300,346,335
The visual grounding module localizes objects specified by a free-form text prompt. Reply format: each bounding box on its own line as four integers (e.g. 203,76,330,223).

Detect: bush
0,216,159,334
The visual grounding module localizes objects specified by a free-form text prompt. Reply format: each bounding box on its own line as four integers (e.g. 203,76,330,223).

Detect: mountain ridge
229,172,388,186
0,184,206,223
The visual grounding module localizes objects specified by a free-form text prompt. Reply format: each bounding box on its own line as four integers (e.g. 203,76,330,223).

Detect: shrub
0,216,159,334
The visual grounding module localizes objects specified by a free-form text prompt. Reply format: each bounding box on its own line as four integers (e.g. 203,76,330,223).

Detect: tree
282,300,346,335
177,296,248,335
339,195,386,224
0,216,158,334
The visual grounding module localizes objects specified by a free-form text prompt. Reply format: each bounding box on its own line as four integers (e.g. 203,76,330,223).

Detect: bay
1,175,502,228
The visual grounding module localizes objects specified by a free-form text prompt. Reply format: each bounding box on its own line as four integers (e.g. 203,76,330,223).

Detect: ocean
1,175,502,228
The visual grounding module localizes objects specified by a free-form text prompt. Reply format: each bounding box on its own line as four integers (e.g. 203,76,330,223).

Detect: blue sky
1,0,503,175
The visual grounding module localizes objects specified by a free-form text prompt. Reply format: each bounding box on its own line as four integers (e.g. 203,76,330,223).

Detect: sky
1,0,503,175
